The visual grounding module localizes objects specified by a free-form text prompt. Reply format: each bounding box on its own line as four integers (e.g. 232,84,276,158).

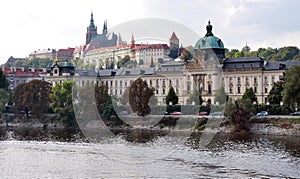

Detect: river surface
0,127,299,178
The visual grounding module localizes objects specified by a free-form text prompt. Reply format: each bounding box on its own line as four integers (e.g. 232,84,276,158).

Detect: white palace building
46,21,300,105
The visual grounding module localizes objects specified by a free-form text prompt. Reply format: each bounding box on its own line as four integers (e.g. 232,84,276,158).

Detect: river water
0,127,299,178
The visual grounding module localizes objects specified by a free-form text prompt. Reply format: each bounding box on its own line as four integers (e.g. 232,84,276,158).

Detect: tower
102,20,107,35
118,33,123,46
169,32,179,59
86,12,98,44
169,32,179,50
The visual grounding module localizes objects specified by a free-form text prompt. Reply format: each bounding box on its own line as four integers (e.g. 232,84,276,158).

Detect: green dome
195,36,224,49
195,21,224,49
51,61,75,68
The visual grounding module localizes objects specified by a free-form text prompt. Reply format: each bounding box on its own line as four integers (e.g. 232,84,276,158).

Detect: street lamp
253,101,258,114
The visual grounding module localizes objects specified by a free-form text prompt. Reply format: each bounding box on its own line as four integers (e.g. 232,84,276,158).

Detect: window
237,86,241,94
229,77,233,83
115,89,117,95
149,80,152,86
254,77,257,83
264,76,268,83
272,75,275,83
254,86,257,93
162,79,166,86
229,87,233,94
265,87,268,93
246,76,249,83
156,89,159,94
156,79,159,86
163,88,165,94
169,79,172,86
187,84,191,94
115,81,118,87
120,81,122,87
237,77,241,83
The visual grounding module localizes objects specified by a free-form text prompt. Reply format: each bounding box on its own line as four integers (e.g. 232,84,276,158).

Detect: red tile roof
2,68,47,77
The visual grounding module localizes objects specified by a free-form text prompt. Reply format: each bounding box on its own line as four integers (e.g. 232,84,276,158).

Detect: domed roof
195,21,224,49
51,61,75,68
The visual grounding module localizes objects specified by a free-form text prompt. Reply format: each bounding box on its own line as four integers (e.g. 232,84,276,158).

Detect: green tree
50,81,77,127
158,58,164,64
117,55,130,68
180,49,193,62
166,86,178,105
282,65,300,110
0,89,10,116
129,78,154,116
12,80,51,118
95,83,114,118
0,69,9,89
268,81,283,105
215,86,227,105
242,87,257,103
187,88,203,105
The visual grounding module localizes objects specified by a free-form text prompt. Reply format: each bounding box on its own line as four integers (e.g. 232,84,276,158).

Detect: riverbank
1,115,300,136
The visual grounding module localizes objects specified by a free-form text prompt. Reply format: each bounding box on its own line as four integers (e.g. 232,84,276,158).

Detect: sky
0,0,299,65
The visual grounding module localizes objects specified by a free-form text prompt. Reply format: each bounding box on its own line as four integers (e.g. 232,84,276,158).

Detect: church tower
169,32,179,50
86,12,98,44
169,32,179,59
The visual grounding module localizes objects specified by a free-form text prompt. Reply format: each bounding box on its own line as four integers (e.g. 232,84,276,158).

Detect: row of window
229,75,279,84
229,86,269,94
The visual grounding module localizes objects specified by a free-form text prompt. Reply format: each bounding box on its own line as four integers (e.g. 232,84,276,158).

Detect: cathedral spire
118,33,123,46
131,33,135,45
89,12,96,29
103,20,107,33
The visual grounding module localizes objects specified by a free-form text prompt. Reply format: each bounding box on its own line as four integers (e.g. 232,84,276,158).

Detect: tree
0,69,9,89
187,88,203,105
0,89,10,116
50,81,77,127
117,55,130,68
242,87,257,103
268,81,283,105
129,78,154,116
166,86,178,105
94,83,114,118
282,65,300,110
150,58,155,67
158,58,164,64
12,80,51,118
215,87,227,105
180,49,193,62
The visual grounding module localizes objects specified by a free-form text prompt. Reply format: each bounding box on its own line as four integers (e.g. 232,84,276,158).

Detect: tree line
225,46,300,61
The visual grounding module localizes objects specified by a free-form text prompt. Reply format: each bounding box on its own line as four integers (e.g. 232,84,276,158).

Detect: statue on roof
205,20,214,37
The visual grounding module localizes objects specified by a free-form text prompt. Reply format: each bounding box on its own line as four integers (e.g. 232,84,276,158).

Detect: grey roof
77,69,98,77
115,67,156,76
98,69,116,77
264,61,300,70
223,57,265,63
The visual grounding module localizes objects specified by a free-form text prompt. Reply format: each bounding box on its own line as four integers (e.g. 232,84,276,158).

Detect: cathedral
85,13,118,50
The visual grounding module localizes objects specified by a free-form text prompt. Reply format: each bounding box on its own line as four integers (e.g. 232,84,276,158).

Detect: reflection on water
0,127,299,178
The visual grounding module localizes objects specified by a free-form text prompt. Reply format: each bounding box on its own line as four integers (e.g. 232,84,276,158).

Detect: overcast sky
0,0,299,65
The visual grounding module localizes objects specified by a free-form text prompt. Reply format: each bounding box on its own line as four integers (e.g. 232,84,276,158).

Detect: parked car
210,111,223,116
290,111,300,116
197,111,208,116
256,111,268,116
170,111,181,115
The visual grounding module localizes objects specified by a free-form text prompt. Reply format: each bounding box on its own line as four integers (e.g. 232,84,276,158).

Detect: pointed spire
118,33,123,46
170,31,179,40
89,12,96,29
131,33,135,45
